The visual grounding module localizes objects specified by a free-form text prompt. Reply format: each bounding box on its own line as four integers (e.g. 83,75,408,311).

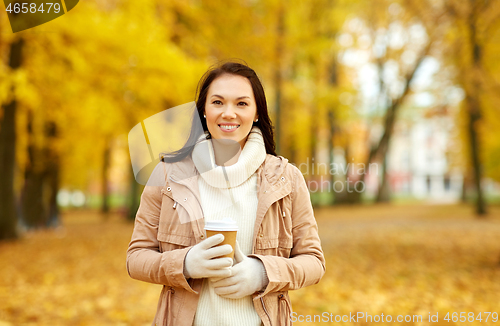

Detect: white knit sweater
191,127,266,326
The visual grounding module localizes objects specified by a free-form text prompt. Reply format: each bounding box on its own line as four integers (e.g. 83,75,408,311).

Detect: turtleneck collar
191,126,267,189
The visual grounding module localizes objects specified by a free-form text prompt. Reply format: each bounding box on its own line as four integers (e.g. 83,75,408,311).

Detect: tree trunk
46,161,60,227
289,135,297,165
466,103,485,215
274,0,284,155
45,121,60,228
21,111,48,229
342,143,355,203
101,137,111,216
0,37,25,240
328,109,336,205
465,6,487,216
327,59,339,205
0,99,21,238
461,171,469,203
308,107,318,183
127,165,142,221
375,153,391,202
21,117,61,229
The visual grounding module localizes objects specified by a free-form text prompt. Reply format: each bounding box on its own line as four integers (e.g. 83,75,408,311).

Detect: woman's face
204,74,258,148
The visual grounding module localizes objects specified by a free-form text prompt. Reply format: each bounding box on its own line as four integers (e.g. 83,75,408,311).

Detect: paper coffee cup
204,219,238,259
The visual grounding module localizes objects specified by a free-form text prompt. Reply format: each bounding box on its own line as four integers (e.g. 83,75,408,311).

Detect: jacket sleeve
125,165,197,293
250,166,326,296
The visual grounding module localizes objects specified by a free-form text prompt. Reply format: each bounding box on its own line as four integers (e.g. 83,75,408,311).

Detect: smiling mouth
218,124,240,131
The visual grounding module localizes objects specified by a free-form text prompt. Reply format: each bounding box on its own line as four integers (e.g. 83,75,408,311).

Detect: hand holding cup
183,234,234,279
211,240,269,299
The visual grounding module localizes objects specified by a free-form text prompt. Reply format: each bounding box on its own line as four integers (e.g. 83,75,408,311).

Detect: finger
218,291,245,300
205,257,233,270
214,284,240,296
205,245,233,259
205,268,232,279
227,263,243,276
209,276,225,283
200,234,225,249
233,240,245,264
211,274,238,288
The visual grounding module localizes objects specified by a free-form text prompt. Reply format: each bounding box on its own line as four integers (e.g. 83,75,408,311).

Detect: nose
221,105,237,119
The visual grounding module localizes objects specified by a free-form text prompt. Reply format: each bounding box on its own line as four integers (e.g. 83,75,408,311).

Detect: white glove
183,234,234,279
211,240,269,299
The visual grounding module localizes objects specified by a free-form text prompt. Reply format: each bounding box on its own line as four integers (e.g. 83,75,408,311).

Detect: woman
126,60,325,326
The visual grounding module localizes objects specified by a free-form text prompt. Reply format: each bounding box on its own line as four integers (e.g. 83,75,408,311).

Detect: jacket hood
261,154,289,185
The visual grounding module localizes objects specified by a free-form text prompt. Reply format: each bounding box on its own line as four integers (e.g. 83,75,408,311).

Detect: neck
211,138,242,166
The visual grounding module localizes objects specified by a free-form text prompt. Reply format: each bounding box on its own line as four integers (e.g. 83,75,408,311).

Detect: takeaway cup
204,219,238,259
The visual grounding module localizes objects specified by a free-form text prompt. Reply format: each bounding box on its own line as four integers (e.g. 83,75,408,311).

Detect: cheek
205,116,218,133
206,112,218,125
244,109,257,123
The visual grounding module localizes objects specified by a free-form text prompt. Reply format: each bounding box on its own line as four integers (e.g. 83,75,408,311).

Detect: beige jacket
126,154,325,326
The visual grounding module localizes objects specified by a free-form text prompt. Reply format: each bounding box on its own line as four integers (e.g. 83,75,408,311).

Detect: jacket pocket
255,237,293,258
157,190,195,252
157,232,193,253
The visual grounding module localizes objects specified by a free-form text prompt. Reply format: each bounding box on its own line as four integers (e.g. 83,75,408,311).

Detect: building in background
386,112,463,203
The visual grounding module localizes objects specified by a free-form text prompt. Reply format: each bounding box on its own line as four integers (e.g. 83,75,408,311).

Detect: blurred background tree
441,0,500,215
0,35,24,239
333,0,444,204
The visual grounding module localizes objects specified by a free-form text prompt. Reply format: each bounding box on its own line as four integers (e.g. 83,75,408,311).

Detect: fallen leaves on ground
0,211,160,326
0,204,499,325
290,204,500,326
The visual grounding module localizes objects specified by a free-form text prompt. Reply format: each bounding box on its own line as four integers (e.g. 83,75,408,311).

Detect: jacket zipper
261,297,272,326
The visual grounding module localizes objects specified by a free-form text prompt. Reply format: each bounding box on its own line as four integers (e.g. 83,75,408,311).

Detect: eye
238,102,248,106
212,100,222,105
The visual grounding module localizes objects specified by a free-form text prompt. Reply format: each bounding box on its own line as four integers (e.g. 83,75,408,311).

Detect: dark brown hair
162,60,276,162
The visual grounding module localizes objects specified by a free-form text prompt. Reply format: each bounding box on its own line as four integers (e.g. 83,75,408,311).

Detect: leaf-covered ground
0,204,499,325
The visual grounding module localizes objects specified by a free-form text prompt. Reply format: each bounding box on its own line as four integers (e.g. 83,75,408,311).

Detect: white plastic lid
204,219,238,231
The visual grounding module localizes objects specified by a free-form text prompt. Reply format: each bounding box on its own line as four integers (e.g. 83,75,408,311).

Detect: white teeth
220,125,239,130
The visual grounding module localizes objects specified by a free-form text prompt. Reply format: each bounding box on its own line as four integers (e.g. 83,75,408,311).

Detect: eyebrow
211,95,250,100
